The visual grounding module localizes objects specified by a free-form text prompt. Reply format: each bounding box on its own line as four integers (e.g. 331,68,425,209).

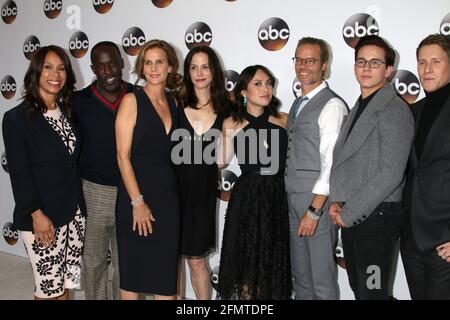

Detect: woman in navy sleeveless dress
115,40,182,299
174,46,229,299
217,65,292,300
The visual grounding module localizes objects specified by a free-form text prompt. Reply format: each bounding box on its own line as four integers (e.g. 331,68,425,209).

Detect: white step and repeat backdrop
1,0,449,299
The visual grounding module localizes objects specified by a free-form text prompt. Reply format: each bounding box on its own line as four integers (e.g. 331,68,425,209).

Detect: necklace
198,99,211,107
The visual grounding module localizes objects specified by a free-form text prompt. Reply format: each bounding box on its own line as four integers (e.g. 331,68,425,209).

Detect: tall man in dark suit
401,34,450,299
74,41,134,300
328,35,414,299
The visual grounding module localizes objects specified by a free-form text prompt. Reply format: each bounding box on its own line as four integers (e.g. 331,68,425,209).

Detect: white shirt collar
300,81,327,100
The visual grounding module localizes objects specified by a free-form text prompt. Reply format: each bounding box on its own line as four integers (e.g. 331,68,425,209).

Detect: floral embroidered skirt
21,208,85,298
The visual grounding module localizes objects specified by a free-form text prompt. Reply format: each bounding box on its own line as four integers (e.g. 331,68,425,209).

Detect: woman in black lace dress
217,65,292,300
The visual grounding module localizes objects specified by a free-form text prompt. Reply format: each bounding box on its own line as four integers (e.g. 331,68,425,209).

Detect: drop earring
243,96,248,106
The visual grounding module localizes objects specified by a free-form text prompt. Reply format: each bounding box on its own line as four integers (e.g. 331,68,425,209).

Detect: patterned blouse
43,106,76,154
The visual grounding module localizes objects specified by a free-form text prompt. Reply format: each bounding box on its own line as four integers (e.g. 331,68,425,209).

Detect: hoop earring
243,96,248,106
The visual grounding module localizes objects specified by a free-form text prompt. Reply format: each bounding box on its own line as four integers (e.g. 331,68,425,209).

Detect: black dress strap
243,108,271,128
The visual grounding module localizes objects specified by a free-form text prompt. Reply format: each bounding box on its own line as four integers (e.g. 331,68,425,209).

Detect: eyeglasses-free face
417,44,450,93
354,58,386,69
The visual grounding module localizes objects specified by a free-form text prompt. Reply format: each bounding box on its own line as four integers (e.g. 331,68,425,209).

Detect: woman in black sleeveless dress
217,65,292,300
174,46,229,299
115,40,181,299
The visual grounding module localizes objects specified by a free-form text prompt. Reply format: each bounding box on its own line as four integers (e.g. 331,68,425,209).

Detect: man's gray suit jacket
329,83,414,227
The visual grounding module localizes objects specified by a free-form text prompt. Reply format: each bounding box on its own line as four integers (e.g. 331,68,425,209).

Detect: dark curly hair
22,45,76,118
231,65,281,123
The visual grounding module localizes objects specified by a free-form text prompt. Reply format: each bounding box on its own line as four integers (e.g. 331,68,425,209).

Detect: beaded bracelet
131,194,144,207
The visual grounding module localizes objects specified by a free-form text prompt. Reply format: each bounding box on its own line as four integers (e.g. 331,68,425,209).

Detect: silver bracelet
306,208,321,220
131,194,144,207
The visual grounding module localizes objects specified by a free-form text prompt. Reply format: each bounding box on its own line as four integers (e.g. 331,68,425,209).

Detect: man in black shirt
74,41,134,300
401,34,450,299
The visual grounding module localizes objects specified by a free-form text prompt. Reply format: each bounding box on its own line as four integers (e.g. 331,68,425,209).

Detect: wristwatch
306,205,322,220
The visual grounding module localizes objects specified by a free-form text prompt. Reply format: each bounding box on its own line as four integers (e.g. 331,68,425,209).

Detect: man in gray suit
285,37,348,299
328,35,414,299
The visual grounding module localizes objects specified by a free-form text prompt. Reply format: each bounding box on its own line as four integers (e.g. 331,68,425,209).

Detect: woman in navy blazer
2,45,86,300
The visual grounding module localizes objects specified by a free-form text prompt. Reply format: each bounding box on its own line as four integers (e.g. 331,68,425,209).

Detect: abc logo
1,0,17,24
1,75,16,100
224,70,239,93
3,222,19,246
23,35,41,60
185,22,213,50
151,0,173,8
224,70,239,101
69,31,89,58
218,169,238,201
258,17,290,51
342,13,379,48
390,70,421,104
1,151,8,173
335,237,346,269
43,0,63,19
210,265,220,291
122,27,146,56
292,77,301,98
93,0,114,14
440,13,450,36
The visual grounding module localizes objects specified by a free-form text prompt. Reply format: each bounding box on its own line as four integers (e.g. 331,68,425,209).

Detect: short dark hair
231,65,281,123
178,46,229,115
23,45,76,118
296,37,330,64
416,34,450,61
90,41,122,64
354,35,396,67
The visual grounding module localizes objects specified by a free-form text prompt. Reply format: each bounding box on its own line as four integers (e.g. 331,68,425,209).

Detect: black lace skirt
217,172,292,300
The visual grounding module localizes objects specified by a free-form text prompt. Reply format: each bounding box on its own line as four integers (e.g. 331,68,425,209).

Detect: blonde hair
134,39,181,90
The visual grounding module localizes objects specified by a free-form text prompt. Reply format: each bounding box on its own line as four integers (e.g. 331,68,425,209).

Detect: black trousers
341,202,402,300
400,217,450,300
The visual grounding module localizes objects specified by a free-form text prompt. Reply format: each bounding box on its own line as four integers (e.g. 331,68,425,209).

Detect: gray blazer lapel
333,100,357,161
333,83,395,169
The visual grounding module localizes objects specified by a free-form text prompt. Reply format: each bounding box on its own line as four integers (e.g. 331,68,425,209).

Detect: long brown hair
231,65,281,123
22,45,76,118
178,46,229,116
133,39,182,91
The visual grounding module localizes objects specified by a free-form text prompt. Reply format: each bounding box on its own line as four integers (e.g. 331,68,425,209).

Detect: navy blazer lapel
419,95,450,164
333,84,394,169
68,116,81,158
